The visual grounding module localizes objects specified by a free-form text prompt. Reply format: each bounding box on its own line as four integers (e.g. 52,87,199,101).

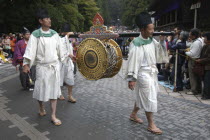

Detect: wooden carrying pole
173,49,178,92
68,32,174,38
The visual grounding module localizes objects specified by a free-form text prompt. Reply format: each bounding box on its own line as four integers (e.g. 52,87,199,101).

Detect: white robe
23,29,69,102
126,35,169,112
59,35,74,86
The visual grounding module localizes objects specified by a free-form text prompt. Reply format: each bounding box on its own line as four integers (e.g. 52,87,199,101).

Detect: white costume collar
40,28,50,34
139,34,150,40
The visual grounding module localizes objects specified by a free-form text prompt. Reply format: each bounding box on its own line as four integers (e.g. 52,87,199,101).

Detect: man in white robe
126,12,168,134
23,9,74,126
59,32,76,103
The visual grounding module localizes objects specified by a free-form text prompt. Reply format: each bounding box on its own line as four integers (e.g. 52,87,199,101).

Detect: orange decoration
93,13,104,26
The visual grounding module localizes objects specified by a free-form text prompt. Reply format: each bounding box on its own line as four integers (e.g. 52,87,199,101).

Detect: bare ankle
148,123,157,129
51,115,56,119
130,112,136,116
39,106,44,111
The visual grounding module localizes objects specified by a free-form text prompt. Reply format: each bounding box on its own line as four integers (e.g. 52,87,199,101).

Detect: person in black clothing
196,33,210,100
169,31,189,91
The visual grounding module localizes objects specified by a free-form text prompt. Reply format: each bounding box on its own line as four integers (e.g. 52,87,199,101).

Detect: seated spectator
0,47,9,63
2,34,11,58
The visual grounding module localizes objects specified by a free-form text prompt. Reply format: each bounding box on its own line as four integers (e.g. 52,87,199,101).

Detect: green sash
32,28,57,38
132,36,153,46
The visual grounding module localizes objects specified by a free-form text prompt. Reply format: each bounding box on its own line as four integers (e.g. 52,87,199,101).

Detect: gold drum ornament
76,38,122,80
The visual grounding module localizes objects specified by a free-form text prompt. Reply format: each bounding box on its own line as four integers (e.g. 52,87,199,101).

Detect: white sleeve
60,35,74,69
63,35,73,55
185,41,202,57
23,35,38,67
57,35,70,63
127,75,137,82
126,42,142,80
186,41,192,47
155,40,169,63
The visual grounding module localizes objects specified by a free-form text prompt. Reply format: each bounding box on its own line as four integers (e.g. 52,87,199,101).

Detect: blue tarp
158,81,174,90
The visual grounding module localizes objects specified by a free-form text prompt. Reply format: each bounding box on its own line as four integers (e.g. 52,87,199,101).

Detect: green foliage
95,0,123,25
0,0,99,33
59,4,84,32
122,0,149,28
95,0,149,27
46,4,65,31
95,0,111,25
78,0,99,31
0,0,151,33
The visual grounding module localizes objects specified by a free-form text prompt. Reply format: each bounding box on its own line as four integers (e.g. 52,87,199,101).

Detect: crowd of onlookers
157,27,210,100
0,33,24,64
0,32,80,64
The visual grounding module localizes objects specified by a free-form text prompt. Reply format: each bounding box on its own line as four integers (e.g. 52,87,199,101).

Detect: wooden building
148,0,210,31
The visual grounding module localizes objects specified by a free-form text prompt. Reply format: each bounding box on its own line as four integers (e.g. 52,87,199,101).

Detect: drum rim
76,38,123,80
76,38,108,80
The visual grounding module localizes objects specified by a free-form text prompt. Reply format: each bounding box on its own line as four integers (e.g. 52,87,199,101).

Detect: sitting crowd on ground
0,33,22,64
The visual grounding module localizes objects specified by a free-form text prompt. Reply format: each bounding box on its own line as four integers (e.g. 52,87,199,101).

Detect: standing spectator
167,27,183,85
10,34,17,58
196,33,210,99
168,26,183,48
13,28,35,90
169,31,189,91
16,33,23,42
185,28,203,95
167,26,183,64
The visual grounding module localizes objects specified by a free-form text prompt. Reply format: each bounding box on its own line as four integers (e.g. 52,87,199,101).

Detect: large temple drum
76,38,122,80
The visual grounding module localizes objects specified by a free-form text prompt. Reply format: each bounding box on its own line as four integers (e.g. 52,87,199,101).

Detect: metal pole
194,8,197,28
174,49,178,92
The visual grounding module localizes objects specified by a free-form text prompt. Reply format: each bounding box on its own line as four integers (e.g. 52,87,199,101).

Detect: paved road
0,63,210,140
